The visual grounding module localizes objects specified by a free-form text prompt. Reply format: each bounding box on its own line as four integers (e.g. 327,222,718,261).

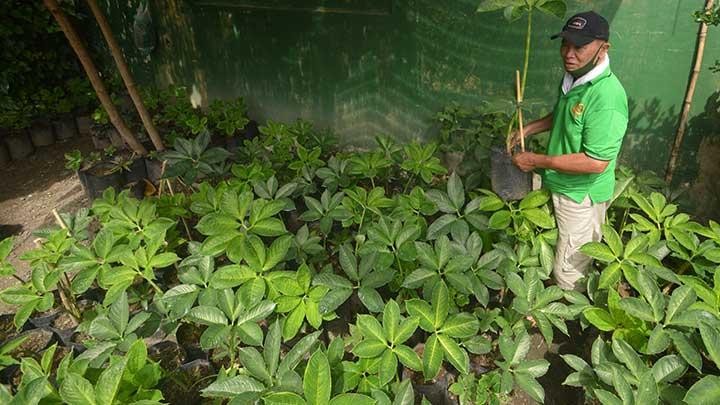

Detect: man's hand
512,152,539,172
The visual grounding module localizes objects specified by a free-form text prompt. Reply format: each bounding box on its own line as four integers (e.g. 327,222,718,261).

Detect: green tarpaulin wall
97,0,720,218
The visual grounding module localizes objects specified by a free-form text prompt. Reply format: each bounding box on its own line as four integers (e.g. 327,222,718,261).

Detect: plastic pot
4,130,34,160
78,162,124,201
125,157,148,199
145,157,164,183
53,116,78,141
0,142,10,167
489,145,532,201
29,121,55,147
75,115,92,135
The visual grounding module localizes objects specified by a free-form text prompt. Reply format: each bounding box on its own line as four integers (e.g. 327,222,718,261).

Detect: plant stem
403,173,416,194
522,9,533,96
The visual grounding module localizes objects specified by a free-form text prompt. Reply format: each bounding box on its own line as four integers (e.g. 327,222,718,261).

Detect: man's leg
552,193,607,291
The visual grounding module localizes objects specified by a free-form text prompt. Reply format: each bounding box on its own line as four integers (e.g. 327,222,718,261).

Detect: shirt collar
561,55,611,95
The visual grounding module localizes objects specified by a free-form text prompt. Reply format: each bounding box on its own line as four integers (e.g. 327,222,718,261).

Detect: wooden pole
43,0,147,155
85,0,165,152
665,0,714,183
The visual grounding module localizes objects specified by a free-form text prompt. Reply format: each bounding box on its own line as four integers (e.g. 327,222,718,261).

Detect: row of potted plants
1,108,718,403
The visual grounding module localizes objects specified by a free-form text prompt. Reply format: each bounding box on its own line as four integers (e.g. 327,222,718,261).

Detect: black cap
551,11,610,46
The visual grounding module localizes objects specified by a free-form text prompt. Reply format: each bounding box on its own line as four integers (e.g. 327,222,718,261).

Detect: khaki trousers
552,193,607,291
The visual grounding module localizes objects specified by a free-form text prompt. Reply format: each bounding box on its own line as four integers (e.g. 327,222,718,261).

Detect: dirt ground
0,135,95,308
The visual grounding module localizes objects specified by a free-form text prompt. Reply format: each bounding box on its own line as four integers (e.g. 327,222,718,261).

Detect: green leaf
431,281,449,329
201,375,264,397
264,392,307,405
353,339,387,358
636,370,659,405
499,331,530,366
422,334,444,380
600,224,623,257
699,322,720,370
378,349,398,386
519,189,550,210
357,315,386,343
611,338,645,377
264,235,293,271
283,303,306,341
514,372,545,403
684,375,720,405
304,350,331,405
339,244,358,281
514,359,550,378
619,297,655,322
392,379,414,405
536,0,566,19
329,394,376,405
394,316,419,345
488,210,512,230
95,357,127,404
383,300,400,343
440,313,479,339
583,308,616,331
406,299,434,332
594,389,622,405
188,305,228,325
239,347,272,385
426,214,457,240
665,285,696,324
265,319,282,377
437,334,468,374
358,287,385,313
278,331,322,374
669,331,702,372
580,242,617,263
651,355,687,384
394,345,422,371
446,172,465,210
253,218,287,237
522,208,555,229
60,373,97,405
109,292,129,333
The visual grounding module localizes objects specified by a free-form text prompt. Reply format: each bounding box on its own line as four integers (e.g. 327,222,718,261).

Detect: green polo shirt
542,67,628,204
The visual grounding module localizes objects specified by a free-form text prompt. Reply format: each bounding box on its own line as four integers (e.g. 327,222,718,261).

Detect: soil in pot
78,161,124,201
160,359,214,404
4,130,35,160
29,121,56,147
53,116,78,141
489,145,532,201
9,328,55,359
0,314,17,343
149,340,187,371
402,343,459,405
0,142,10,167
176,322,207,361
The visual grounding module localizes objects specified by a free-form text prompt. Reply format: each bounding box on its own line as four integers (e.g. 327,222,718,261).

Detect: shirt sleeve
581,108,628,161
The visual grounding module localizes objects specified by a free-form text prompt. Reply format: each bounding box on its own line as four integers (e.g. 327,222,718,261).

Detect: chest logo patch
571,103,585,118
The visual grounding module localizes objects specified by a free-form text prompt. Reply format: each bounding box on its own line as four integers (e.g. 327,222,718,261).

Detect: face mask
568,44,604,79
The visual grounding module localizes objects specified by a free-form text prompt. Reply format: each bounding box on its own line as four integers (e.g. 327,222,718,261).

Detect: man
511,11,628,291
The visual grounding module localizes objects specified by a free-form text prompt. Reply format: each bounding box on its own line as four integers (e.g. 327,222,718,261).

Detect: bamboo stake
50,208,82,322
516,70,526,152
85,0,165,152
42,0,147,156
665,0,715,183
